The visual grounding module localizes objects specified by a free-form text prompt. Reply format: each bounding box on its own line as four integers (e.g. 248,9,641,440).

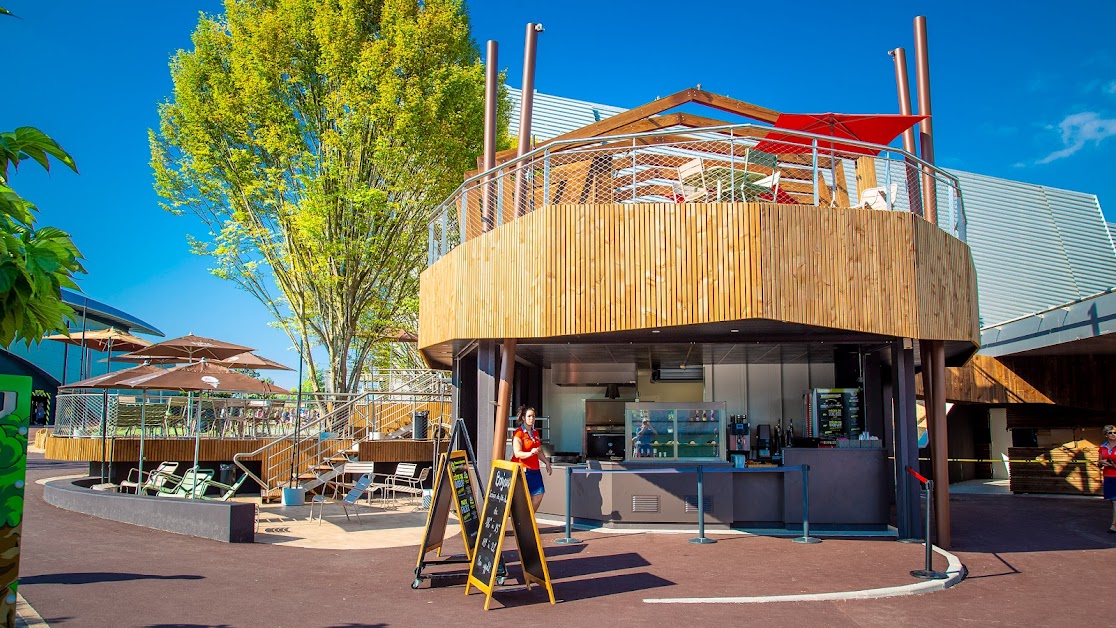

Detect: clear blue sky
4,1,1114,388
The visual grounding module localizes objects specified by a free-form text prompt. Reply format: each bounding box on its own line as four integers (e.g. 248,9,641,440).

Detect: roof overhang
979,288,1116,358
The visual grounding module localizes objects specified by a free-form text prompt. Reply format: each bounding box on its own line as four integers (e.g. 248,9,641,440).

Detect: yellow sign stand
465,459,556,610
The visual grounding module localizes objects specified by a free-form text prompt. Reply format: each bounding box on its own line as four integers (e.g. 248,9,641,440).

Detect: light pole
289,334,305,488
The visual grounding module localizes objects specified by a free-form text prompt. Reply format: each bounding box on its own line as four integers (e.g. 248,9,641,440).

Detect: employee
512,405,552,512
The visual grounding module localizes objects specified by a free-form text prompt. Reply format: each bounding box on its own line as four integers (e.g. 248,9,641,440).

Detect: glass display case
624,402,726,461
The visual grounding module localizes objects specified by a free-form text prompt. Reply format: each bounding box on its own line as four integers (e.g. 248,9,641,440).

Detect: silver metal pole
793,464,821,544
811,140,819,206
689,466,716,544
554,464,582,544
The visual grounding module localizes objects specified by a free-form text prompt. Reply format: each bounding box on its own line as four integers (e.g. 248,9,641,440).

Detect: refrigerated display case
624,402,726,461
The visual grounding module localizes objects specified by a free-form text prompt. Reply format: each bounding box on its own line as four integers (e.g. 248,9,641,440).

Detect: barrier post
554,464,582,545
689,466,716,544
907,467,948,580
792,464,821,544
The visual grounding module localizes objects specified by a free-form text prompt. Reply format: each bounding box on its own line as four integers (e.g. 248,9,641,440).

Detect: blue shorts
1104,476,1116,500
524,468,545,496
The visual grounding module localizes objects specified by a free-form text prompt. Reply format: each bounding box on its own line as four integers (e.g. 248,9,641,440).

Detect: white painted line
644,545,965,604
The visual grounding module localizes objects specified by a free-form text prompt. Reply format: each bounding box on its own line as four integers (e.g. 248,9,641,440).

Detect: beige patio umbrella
117,361,291,496
119,333,254,363
117,351,295,371
44,327,153,377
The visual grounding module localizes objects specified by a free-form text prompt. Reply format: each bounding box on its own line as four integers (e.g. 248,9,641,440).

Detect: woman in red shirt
512,405,552,512
1100,424,1116,533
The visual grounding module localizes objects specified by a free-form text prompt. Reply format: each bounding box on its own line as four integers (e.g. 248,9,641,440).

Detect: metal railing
428,124,967,264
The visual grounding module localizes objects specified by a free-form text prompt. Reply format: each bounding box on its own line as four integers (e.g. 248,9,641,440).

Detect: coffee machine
726,415,749,464
754,424,773,461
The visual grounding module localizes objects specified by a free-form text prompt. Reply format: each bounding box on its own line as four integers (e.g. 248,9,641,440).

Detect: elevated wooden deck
419,201,979,365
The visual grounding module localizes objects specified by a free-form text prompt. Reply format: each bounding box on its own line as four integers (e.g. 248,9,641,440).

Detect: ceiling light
730,329,739,333
651,330,660,334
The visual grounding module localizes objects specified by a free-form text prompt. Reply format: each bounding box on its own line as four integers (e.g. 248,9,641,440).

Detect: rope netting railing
428,124,966,264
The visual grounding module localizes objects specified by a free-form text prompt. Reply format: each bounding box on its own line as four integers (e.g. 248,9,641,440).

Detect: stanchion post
689,466,716,544
554,464,582,545
793,464,821,544
910,477,948,579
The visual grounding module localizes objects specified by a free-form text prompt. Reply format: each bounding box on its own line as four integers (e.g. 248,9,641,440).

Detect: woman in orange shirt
512,405,552,512
1099,424,1116,533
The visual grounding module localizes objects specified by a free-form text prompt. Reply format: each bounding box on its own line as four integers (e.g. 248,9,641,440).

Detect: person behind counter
512,405,552,512
633,418,658,458
1100,424,1116,534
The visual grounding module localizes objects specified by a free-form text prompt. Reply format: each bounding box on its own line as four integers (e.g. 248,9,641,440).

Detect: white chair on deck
859,183,898,210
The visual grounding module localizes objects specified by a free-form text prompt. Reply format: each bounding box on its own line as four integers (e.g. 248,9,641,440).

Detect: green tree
151,0,506,393
1,9,86,347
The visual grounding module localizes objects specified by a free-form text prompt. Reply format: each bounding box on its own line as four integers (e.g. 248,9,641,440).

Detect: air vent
632,495,660,513
684,495,713,513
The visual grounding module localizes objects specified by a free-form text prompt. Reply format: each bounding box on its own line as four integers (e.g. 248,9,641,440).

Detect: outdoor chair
858,183,898,211
387,463,430,504
114,404,145,437
119,461,179,495
163,397,189,437
197,472,250,501
739,149,780,201
155,468,214,499
673,158,709,202
311,472,377,525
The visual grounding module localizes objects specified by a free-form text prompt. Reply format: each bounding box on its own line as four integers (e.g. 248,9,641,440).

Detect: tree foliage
1,10,86,347
151,0,505,393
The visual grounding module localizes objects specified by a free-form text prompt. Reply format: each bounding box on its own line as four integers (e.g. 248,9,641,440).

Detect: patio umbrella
211,352,295,371
752,112,927,204
117,351,295,371
753,112,927,156
43,327,153,376
117,361,291,496
58,362,165,485
119,333,254,363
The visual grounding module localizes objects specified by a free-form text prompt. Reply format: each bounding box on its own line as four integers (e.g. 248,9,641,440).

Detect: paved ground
16,452,1116,627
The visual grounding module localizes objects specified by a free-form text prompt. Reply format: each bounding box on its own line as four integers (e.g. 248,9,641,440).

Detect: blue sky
4,1,1114,388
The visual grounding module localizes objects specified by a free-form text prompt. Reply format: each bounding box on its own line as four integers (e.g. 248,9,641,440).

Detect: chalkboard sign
465,460,555,610
416,451,480,563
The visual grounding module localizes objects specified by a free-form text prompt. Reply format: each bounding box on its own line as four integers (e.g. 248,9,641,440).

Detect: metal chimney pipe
913,16,937,224
513,23,543,217
481,40,498,232
889,47,923,217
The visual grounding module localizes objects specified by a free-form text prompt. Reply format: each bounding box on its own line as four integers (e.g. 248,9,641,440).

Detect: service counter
540,447,889,531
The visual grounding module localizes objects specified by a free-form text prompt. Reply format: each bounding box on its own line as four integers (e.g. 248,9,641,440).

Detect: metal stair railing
232,392,374,499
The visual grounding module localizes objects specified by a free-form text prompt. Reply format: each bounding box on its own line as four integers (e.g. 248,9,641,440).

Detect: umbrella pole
139,391,146,490
100,391,108,484
191,391,201,498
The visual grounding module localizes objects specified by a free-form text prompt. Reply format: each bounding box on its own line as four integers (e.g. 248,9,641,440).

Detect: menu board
466,461,555,610
812,388,863,440
416,451,480,565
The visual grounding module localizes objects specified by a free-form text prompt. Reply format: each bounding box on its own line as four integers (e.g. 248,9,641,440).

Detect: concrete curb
643,544,965,604
15,593,49,628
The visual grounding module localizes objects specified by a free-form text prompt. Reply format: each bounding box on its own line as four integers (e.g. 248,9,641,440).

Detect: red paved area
18,452,1116,627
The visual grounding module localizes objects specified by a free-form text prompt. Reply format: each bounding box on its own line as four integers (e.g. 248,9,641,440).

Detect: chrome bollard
793,464,821,544
554,464,582,545
689,466,716,544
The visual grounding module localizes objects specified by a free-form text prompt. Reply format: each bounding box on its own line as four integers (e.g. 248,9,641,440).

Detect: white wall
543,360,835,453
989,407,1010,480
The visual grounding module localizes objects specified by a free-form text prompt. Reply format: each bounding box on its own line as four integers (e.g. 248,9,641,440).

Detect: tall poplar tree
151,0,504,392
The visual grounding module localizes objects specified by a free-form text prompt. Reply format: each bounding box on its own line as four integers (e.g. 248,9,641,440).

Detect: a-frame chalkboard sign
412,450,483,589
465,460,556,610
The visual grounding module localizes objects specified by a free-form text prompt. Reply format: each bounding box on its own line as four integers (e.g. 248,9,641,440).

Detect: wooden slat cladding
357,439,447,463
420,202,978,351
1008,447,1104,496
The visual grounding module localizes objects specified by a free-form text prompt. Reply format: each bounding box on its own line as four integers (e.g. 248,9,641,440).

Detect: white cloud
1106,81,1116,95
1036,111,1116,164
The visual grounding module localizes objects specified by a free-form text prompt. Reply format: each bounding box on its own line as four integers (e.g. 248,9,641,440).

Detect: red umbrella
753,112,927,156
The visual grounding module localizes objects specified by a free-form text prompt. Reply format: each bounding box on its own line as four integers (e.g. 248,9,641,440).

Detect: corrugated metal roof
503,88,1116,329
947,169,1116,326
506,87,627,141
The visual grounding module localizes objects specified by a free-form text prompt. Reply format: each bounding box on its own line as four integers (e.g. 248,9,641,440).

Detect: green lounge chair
156,468,214,499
